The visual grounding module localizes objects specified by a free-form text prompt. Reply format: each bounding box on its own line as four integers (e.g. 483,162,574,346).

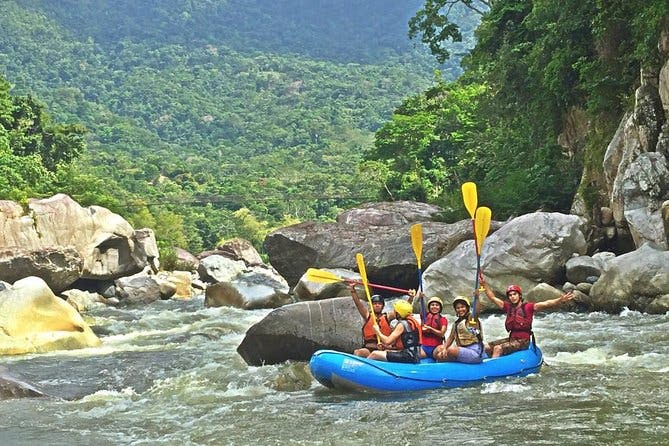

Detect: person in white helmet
434,295,484,363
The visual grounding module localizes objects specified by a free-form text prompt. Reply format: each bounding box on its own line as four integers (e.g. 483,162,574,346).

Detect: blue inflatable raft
309,345,543,392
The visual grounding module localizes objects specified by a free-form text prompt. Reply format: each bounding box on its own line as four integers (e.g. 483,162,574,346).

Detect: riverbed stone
589,244,669,313
0,276,101,355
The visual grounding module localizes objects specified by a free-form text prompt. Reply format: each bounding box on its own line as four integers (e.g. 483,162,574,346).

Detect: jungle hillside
2,0,667,261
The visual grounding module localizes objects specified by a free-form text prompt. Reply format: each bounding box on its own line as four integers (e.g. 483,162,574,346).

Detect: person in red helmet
480,277,574,357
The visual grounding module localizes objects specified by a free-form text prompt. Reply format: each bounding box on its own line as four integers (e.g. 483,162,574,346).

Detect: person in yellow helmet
368,299,421,363
434,294,484,363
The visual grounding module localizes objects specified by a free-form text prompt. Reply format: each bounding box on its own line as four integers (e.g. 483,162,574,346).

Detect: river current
1,296,667,446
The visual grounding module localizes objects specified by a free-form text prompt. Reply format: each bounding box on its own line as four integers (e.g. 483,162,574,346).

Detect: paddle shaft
356,253,380,343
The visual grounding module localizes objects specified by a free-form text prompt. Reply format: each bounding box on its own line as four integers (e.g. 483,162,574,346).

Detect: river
1,296,667,446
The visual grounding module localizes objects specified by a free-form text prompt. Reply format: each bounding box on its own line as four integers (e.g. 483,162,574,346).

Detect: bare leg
367,350,388,361
433,345,448,362
353,347,371,357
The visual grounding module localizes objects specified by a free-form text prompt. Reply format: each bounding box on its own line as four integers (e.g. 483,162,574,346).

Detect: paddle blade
461,182,478,219
475,206,492,252
305,268,344,284
355,253,369,286
410,223,423,270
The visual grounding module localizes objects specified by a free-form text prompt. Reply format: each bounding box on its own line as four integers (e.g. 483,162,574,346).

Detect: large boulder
265,214,502,288
589,244,669,313
337,201,443,226
0,194,153,289
237,297,362,365
0,246,82,294
205,266,291,309
423,212,587,311
621,152,669,248
0,276,101,355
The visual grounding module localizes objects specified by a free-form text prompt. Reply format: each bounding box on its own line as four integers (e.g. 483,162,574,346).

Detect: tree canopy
373,0,668,218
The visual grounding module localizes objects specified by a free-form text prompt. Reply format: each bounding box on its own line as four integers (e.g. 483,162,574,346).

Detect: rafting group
350,277,573,365
349,182,573,365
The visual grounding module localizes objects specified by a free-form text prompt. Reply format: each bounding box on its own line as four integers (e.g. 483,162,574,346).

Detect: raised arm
534,291,574,312
479,275,504,309
349,284,369,320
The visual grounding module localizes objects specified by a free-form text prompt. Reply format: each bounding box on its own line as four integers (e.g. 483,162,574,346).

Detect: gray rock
565,255,603,284
114,274,162,304
589,244,669,313
0,366,45,399
622,152,669,248
197,255,245,283
205,266,291,310
237,297,361,365
337,201,444,226
0,247,82,294
423,212,587,311
265,217,503,288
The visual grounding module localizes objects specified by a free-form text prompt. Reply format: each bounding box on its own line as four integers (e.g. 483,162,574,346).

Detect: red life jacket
421,312,447,347
362,313,392,345
504,302,534,340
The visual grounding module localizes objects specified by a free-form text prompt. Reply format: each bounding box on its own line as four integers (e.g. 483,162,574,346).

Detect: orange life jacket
362,313,392,345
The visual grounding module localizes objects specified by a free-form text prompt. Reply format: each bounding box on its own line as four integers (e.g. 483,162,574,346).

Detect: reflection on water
0,297,667,445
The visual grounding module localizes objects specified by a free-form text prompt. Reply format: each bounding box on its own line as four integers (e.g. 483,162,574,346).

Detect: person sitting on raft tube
433,295,485,363
349,284,396,357
480,277,574,358
368,300,421,364
410,291,447,359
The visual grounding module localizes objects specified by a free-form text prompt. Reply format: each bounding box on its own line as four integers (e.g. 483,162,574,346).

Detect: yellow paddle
471,206,492,321
461,182,478,220
305,268,410,294
410,223,426,322
355,253,380,344
475,206,492,254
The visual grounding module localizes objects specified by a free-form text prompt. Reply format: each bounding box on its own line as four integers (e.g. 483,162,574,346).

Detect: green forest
1,0,668,264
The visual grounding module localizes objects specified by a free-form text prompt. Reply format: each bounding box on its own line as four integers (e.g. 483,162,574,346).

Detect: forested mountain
1,0,477,258
6,0,664,263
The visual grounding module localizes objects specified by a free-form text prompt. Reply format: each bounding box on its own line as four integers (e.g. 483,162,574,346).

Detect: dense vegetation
4,0,667,261
370,0,668,218
1,0,477,259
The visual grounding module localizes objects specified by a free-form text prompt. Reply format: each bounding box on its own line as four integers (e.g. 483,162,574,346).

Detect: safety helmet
370,294,384,304
393,300,413,318
506,285,523,296
452,296,471,309
426,296,443,310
